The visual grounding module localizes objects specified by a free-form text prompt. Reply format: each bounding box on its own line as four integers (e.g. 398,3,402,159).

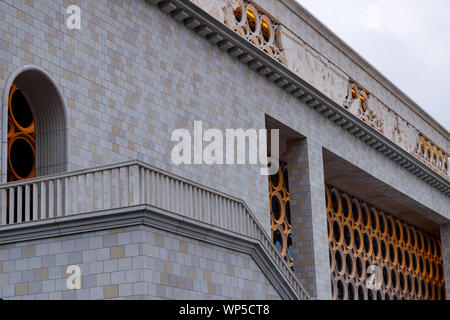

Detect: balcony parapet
343,82,448,179
0,160,310,300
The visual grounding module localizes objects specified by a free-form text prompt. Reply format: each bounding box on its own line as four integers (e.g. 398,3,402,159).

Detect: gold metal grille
326,184,446,300
8,84,36,182
269,163,293,270
227,0,285,65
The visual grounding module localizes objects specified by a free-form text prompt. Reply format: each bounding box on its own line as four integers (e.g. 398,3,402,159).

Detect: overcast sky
296,0,450,132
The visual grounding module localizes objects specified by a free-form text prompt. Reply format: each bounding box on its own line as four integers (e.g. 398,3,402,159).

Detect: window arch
7,84,36,181
2,66,68,183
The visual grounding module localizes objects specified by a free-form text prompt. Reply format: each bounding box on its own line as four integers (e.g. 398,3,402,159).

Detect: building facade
0,0,448,300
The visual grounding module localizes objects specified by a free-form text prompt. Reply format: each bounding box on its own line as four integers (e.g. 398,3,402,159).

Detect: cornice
280,0,450,139
147,0,449,196
0,205,306,300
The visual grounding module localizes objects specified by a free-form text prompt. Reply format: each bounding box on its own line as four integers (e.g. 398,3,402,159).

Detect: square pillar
286,138,331,299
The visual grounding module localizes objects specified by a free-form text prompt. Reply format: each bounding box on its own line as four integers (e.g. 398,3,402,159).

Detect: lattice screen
269,163,293,270
326,184,446,300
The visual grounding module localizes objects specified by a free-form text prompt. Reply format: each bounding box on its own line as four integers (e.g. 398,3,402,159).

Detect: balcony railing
0,160,309,299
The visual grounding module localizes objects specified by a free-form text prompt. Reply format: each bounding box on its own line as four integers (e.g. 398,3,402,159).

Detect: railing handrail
1,160,266,226
0,159,310,299
0,160,139,188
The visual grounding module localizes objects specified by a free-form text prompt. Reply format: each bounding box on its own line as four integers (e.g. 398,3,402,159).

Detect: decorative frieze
416,135,448,178
343,81,448,179
191,0,285,64
190,0,449,180
344,82,383,133
276,27,349,106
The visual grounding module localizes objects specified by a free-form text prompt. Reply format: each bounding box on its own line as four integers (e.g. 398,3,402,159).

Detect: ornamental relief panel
343,83,383,133
190,0,351,105
190,0,228,22
276,27,349,105
343,82,448,179
191,0,285,64
416,135,448,178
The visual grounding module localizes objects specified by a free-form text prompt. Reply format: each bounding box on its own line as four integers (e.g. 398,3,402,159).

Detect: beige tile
110,228,124,234
207,282,214,294
104,285,118,299
155,234,164,248
177,276,186,289
227,264,235,276
188,267,196,279
22,245,35,258
110,246,125,259
16,283,29,296
17,10,26,22
160,272,169,286
179,240,188,253
163,261,172,273
35,268,49,281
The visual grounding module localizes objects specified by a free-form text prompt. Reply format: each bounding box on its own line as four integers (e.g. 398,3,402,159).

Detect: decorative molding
0,204,307,300
147,0,450,196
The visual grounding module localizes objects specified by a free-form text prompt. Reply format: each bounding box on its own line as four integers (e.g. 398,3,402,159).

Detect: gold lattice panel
8,84,36,182
326,185,446,300
269,163,293,270
227,0,285,65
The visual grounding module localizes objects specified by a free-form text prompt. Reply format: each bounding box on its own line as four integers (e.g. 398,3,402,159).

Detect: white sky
296,0,450,132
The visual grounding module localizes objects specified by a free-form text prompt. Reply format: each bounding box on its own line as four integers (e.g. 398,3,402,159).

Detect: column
286,138,331,300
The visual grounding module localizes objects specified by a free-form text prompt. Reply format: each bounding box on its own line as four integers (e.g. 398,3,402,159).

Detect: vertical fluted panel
48,180,54,218
56,179,62,217
39,181,46,220
64,178,70,216
72,176,78,215
32,183,38,220
8,188,14,224
98,172,104,211
24,184,30,221
1,189,6,225
17,186,22,223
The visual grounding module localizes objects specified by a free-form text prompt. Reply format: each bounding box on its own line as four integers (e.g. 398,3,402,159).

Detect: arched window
7,84,36,182
2,66,68,183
